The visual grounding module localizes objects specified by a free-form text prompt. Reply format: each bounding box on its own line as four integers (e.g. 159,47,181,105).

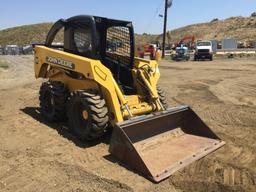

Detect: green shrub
0,60,9,69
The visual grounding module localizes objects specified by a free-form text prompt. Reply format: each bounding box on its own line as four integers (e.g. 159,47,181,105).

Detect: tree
211,18,219,22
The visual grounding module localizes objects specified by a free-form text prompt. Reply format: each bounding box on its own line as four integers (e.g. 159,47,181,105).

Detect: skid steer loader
33,15,225,182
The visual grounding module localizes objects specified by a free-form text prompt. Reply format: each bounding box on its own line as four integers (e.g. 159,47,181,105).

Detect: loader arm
34,45,127,123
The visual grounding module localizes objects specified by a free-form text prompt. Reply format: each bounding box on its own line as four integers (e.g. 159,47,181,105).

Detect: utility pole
162,0,168,58
162,0,172,58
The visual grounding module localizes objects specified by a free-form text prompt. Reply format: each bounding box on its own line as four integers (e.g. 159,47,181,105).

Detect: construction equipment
33,15,225,182
172,45,190,61
143,44,157,59
175,35,196,50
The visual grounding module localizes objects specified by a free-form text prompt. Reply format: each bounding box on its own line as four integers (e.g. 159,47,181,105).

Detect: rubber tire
39,81,68,122
157,85,169,109
67,90,109,141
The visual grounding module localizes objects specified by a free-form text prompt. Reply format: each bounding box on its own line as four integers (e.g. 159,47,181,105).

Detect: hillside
170,16,256,41
0,16,256,46
0,23,57,46
136,16,256,45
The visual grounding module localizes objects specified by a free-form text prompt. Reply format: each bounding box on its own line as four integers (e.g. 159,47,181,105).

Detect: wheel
67,90,109,141
210,56,213,61
39,81,68,122
157,85,169,109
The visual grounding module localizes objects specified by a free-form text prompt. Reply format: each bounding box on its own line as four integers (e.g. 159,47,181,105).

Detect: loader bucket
109,105,225,182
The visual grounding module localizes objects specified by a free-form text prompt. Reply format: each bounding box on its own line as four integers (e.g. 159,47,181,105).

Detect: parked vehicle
5,45,21,55
194,41,213,61
0,47,5,55
172,45,190,61
23,45,33,55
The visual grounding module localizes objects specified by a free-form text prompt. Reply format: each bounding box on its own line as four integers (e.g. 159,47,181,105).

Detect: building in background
222,38,238,49
210,40,218,52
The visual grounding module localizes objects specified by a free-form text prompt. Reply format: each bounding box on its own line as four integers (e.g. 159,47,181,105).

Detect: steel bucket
109,105,225,182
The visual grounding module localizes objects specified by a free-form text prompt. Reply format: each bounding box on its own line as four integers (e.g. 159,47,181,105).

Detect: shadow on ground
20,107,138,179
20,107,111,148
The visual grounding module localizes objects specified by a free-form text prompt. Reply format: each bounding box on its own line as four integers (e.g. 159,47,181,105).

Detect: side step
109,105,225,182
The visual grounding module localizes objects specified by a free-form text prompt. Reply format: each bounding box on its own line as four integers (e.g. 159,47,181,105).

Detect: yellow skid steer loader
33,15,225,182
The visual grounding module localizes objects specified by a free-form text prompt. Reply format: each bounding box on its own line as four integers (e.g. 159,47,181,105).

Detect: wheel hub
82,110,88,120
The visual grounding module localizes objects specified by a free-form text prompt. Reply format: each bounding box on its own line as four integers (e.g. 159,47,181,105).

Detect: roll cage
45,15,135,68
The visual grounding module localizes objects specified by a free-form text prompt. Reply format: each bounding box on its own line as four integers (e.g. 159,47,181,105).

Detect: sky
0,0,255,34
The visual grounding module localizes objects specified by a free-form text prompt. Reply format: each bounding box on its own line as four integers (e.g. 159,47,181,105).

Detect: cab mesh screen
106,26,131,65
74,26,92,54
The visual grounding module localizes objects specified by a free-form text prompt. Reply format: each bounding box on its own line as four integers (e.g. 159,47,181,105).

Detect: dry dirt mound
0,56,255,191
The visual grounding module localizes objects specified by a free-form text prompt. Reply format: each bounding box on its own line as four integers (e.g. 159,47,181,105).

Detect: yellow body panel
34,46,161,124
45,68,99,92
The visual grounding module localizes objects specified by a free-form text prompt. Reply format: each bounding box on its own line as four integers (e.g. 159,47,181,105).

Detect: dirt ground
0,55,255,192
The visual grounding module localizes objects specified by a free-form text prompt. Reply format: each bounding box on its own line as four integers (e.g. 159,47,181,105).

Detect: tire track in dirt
169,103,256,191
1,108,134,192
210,76,256,106
15,107,109,168
0,65,136,192
0,158,133,192
202,104,256,128
1,56,256,192
175,82,223,106
158,60,256,192
170,157,256,192
0,84,161,191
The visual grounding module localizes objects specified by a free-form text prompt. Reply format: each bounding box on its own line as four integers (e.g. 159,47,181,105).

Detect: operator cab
45,15,135,94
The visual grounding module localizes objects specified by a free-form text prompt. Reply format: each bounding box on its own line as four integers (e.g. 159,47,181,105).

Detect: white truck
194,41,213,61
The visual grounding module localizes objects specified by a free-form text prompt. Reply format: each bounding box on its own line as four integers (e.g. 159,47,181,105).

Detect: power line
143,0,164,34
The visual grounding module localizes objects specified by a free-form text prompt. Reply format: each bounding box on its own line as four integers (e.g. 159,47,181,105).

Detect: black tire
157,85,169,109
39,81,68,122
210,55,213,61
67,90,109,141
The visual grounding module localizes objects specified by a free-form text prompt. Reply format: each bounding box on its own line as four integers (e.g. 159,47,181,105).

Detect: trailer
0,46,5,55
5,45,21,55
222,39,238,50
23,45,33,55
